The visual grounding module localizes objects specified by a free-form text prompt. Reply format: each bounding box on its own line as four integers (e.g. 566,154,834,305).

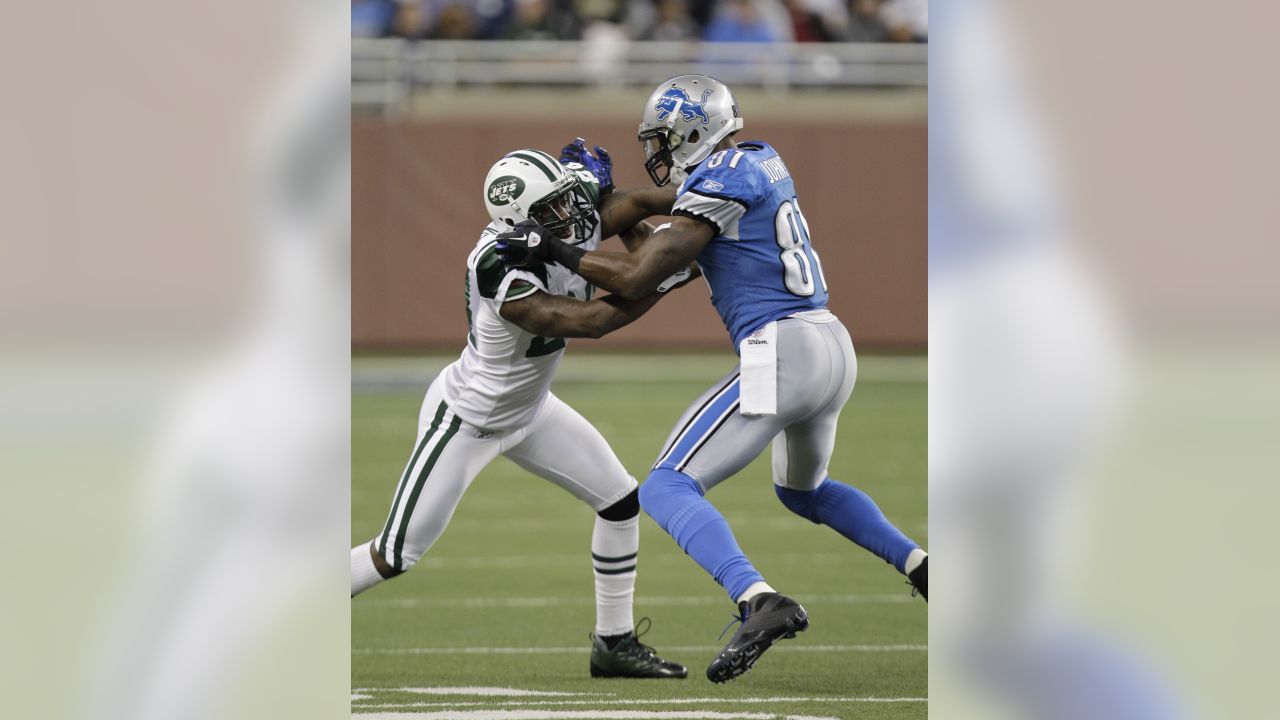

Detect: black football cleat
590,618,687,679
706,592,809,684
908,556,928,601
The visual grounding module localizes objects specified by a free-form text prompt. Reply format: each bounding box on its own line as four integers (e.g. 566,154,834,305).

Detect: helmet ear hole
505,218,514,226
688,129,701,145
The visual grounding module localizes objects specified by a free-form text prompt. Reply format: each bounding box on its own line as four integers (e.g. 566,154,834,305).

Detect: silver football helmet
638,75,743,186
482,149,595,242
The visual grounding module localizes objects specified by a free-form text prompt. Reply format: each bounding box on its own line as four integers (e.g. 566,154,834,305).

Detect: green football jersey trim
464,264,475,347
579,175,601,208
474,242,506,300
503,281,539,302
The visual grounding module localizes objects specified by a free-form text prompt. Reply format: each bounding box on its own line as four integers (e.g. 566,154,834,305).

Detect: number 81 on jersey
774,199,827,297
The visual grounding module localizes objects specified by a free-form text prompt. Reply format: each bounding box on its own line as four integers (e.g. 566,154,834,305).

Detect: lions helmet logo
654,87,714,124
487,175,525,206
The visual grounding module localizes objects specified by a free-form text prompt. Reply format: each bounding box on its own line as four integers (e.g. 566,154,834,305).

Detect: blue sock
776,478,919,572
639,468,763,601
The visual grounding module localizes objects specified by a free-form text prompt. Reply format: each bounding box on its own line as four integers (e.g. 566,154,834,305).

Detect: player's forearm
540,216,706,299
505,291,661,340
576,250,668,301
585,292,664,338
599,186,676,240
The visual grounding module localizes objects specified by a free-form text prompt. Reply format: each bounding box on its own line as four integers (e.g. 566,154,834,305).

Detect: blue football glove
559,137,613,196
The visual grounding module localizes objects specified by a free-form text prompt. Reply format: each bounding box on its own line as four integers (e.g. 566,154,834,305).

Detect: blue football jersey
672,141,829,349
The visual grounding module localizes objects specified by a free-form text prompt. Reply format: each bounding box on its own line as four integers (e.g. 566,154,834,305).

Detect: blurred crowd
352,0,926,44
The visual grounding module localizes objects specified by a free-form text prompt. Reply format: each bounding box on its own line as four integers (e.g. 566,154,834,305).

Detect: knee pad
639,468,703,528
597,488,640,522
775,483,823,524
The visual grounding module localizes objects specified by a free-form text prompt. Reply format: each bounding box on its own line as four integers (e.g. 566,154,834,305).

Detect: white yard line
354,697,929,708
349,689,927,719
382,687,595,697
353,707,849,712
353,644,925,656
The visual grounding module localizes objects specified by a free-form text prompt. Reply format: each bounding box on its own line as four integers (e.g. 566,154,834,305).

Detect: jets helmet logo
654,87,714,124
487,175,525,206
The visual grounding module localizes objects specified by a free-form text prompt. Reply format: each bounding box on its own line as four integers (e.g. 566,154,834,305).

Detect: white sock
736,581,776,605
351,542,383,597
904,548,927,576
591,515,638,637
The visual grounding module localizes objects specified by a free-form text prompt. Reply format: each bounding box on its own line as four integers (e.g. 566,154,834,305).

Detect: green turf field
352,353,927,719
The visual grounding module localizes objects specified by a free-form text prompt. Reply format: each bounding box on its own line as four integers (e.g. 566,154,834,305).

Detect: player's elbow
613,275,652,301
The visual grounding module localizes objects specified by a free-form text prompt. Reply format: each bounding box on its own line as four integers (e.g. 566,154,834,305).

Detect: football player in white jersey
351,145,690,679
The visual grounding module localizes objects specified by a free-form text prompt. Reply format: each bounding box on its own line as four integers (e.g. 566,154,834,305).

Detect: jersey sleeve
473,240,549,303
496,271,546,304
671,161,759,237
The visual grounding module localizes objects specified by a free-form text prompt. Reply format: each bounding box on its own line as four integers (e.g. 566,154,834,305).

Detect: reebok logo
701,179,725,192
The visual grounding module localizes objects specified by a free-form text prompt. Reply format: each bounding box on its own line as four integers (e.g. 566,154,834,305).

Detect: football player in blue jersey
496,75,927,683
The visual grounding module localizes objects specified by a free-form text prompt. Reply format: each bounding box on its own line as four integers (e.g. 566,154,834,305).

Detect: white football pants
371,377,637,576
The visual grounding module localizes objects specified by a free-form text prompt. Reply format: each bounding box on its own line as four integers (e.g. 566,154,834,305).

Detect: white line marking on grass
350,689,926,719
364,593,913,610
353,644,925,656
348,707,839,712
357,702,487,709
358,697,928,709
767,644,927,652
388,687,594,697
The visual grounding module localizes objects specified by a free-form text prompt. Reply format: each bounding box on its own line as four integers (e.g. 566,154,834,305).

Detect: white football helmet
482,149,595,243
638,75,743,186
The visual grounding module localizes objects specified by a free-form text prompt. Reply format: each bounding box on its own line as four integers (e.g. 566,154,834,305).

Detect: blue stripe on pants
655,378,740,471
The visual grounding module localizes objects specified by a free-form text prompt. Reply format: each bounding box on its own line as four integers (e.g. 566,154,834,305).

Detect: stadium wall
352,114,926,351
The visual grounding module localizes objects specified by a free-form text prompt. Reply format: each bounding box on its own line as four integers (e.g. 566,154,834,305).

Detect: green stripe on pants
378,401,447,558
393,411,464,570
